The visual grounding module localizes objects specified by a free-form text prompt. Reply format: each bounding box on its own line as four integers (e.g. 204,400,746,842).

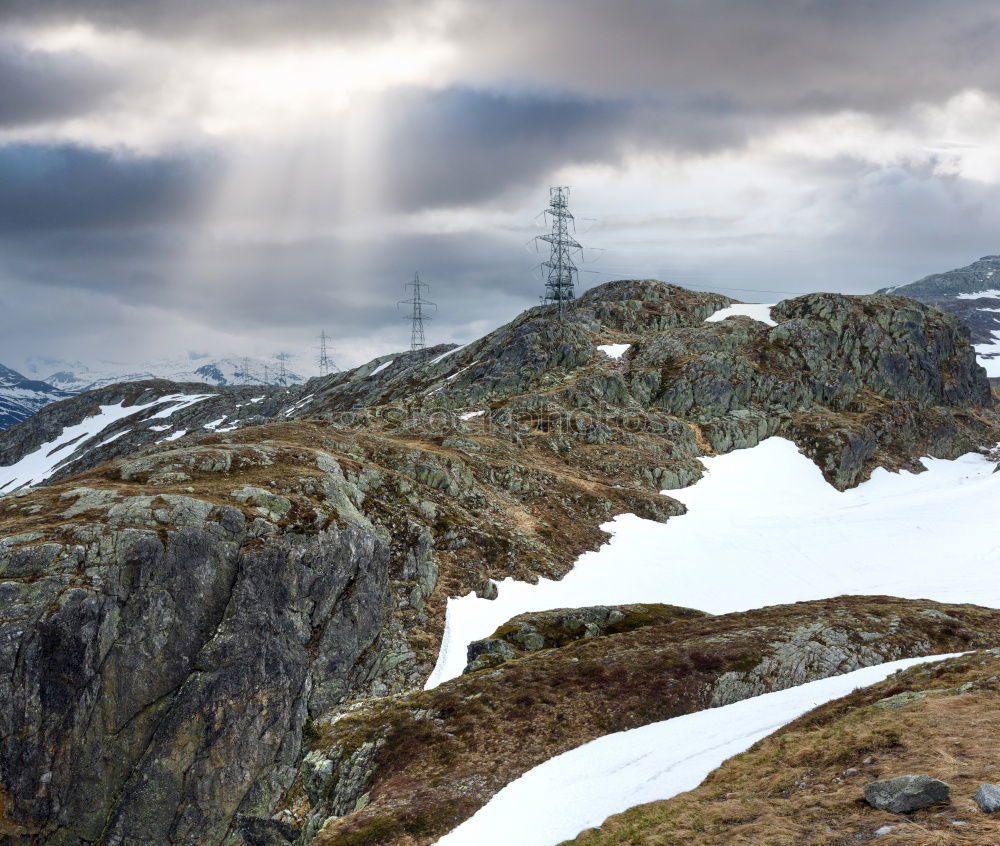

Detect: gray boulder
864,774,950,813
975,783,1000,813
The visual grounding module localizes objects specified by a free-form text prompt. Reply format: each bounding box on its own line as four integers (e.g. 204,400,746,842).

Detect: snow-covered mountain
0,354,309,431
22,355,307,393
878,254,1000,376
0,363,72,430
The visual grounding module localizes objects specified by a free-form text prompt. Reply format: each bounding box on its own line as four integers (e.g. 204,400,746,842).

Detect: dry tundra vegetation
284,599,1000,846
567,651,1000,846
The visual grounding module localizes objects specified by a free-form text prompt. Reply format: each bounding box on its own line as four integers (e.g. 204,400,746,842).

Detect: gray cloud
0,0,438,44
0,40,125,126
6,1,999,116
0,143,219,232
3,0,1000,372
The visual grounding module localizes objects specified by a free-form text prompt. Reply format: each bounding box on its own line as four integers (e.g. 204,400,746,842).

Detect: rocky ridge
0,363,71,431
0,279,996,844
877,254,1000,372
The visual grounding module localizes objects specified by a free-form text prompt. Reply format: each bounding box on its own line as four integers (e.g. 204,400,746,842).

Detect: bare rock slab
864,774,950,813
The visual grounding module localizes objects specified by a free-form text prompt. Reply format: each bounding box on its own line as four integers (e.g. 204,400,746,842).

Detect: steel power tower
535,186,582,319
317,330,338,376
399,272,436,351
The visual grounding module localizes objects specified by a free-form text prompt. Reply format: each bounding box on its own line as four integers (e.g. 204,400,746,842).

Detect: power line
535,186,582,320
398,272,436,351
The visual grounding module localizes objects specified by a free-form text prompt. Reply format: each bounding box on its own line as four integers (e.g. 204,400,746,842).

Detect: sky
3,0,1000,375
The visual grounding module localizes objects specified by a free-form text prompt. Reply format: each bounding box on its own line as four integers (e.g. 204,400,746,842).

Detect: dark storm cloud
375,87,753,211
7,0,999,116
0,0,430,43
0,40,123,126
0,143,219,231
452,0,1000,113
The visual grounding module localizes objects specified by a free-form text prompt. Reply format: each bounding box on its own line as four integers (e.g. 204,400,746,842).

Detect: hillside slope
877,254,1000,376
0,363,71,430
0,279,997,845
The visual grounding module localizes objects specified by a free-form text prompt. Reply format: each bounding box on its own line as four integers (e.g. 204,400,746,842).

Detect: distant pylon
535,186,582,320
240,356,251,385
317,330,338,376
275,352,290,386
398,272,436,351
263,364,271,386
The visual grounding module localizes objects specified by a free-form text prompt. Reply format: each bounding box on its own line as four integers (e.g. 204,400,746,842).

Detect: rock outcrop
0,280,997,844
288,598,1000,846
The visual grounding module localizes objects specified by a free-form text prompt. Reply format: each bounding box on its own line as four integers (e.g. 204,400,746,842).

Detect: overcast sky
3,0,1000,375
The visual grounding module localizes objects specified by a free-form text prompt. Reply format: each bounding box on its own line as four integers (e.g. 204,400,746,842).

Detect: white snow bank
435,653,961,846
426,437,1000,688
431,344,468,365
957,289,1000,299
0,398,172,491
705,303,777,326
0,392,213,492
156,430,187,444
597,343,631,360
369,360,394,376
459,410,485,421
144,393,214,420
975,332,1000,377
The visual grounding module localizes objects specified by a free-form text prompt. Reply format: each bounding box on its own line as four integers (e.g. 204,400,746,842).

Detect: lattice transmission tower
399,272,436,351
535,186,582,319
317,330,338,376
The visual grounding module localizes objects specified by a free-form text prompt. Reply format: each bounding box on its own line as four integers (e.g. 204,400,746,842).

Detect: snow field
705,302,777,326
597,343,631,359
427,437,1000,687
0,394,212,491
434,654,962,846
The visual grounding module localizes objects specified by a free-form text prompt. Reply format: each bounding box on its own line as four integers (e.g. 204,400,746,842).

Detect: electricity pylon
535,186,582,319
317,330,338,376
399,272,436,351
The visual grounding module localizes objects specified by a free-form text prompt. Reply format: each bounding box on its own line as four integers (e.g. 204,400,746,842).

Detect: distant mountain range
877,254,1000,377
0,364,72,431
0,355,308,431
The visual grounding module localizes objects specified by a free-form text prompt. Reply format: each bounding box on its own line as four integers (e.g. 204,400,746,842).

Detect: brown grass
566,651,1000,845
303,601,1000,846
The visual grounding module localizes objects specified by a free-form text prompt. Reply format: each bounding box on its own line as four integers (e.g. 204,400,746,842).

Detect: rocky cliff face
0,279,996,844
877,254,1000,374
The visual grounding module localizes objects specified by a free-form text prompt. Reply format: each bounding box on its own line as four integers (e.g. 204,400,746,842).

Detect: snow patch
0,398,173,491
435,654,962,846
459,410,485,421
957,289,1000,299
426,437,1000,688
369,360,394,376
705,303,777,326
597,343,631,360
156,430,187,444
431,344,468,365
144,394,214,420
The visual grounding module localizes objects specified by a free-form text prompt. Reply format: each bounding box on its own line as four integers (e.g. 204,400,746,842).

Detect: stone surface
863,774,950,813
975,783,1000,813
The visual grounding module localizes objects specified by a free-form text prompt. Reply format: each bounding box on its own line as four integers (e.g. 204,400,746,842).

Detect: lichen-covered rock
863,774,950,813
975,783,1000,813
